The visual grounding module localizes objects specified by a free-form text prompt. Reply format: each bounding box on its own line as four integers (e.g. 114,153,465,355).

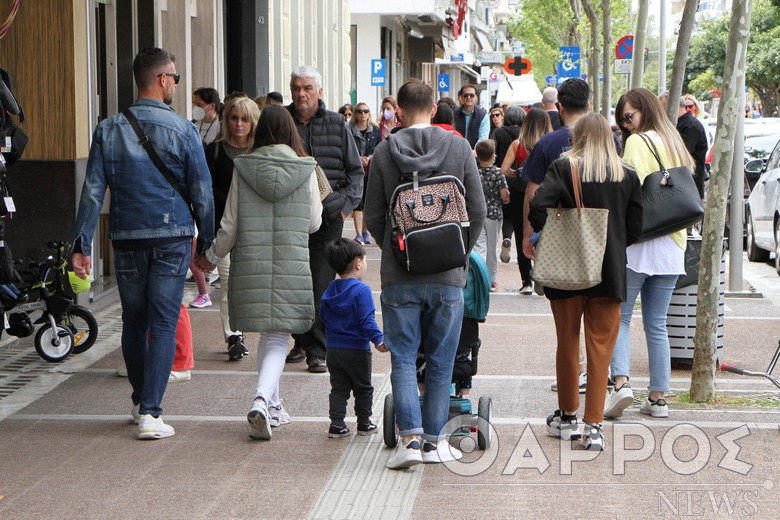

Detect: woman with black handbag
604,88,697,421
529,113,642,451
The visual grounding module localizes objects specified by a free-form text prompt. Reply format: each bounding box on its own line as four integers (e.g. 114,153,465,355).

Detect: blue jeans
114,240,190,416
610,268,678,393
381,284,464,442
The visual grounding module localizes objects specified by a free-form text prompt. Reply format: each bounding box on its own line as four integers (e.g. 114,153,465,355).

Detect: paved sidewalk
1,224,780,519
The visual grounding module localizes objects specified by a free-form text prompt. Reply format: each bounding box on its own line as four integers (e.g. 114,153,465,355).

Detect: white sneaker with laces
550,373,587,394
138,415,175,440
421,441,463,464
604,383,634,418
168,370,191,383
640,397,669,418
269,403,291,427
386,439,423,469
247,398,272,440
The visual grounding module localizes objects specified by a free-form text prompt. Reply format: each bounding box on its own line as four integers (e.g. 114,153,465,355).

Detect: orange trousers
549,296,620,425
171,304,194,371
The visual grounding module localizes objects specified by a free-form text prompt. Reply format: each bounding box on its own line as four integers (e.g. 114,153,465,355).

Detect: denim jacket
73,98,215,255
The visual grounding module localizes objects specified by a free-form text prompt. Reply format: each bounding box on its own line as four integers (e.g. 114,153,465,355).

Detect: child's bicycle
3,241,98,362
720,341,780,390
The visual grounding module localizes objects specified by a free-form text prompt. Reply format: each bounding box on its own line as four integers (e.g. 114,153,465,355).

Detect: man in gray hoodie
365,79,487,469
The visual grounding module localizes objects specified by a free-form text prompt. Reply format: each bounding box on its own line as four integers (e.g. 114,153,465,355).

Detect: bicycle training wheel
34,324,74,362
67,305,99,354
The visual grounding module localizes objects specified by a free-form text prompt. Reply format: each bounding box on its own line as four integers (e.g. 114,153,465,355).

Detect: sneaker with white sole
386,438,423,469
357,421,378,436
189,293,212,308
328,424,351,438
550,372,587,394
138,415,175,440
421,441,463,463
247,398,272,440
520,284,533,295
500,238,512,263
131,403,140,424
639,397,669,418
168,370,191,383
604,383,634,418
546,409,581,440
269,403,291,427
580,423,605,451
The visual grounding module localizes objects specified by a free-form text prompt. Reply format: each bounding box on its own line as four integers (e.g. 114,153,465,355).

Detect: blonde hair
562,113,626,183
218,96,261,142
349,102,377,129
684,94,703,118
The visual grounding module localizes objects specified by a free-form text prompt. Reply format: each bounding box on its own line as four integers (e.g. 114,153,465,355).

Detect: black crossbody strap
122,108,196,220
638,132,668,173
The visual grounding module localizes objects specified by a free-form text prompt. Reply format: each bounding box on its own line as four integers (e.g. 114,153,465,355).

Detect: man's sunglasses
462,93,476,98
157,72,181,85
355,109,370,114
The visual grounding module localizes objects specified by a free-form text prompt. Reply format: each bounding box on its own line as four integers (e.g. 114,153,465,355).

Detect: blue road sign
371,59,386,86
558,46,581,78
544,75,557,84
438,74,450,92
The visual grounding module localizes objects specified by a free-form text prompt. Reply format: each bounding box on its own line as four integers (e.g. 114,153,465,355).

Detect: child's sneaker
421,441,463,464
386,438,423,469
356,421,378,436
580,423,605,451
546,409,581,440
639,397,669,418
354,235,365,245
189,293,212,308
328,424,351,438
604,383,634,418
269,403,291,427
247,398,272,440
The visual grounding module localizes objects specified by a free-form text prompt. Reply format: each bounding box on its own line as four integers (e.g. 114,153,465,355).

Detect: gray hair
678,97,687,109
291,66,322,90
542,87,558,104
504,105,526,126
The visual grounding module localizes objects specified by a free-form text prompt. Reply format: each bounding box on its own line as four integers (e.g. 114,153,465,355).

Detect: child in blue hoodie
321,238,386,438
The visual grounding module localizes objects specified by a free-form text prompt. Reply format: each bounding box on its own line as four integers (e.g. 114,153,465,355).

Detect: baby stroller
383,252,494,450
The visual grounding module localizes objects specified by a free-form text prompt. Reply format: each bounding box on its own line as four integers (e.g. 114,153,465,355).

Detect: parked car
745,138,780,273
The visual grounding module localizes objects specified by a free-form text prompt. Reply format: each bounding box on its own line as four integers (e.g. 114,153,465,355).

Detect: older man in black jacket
675,97,708,199
285,65,364,373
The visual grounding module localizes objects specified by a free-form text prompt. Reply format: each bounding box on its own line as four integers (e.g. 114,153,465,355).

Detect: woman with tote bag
529,113,643,451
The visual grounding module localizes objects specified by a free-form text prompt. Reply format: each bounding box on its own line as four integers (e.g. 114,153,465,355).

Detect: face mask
383,108,395,121
192,106,206,121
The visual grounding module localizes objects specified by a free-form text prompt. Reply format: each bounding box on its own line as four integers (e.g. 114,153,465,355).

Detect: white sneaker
269,402,291,427
116,365,128,377
580,423,605,451
421,441,463,464
604,383,634,418
247,398,272,440
168,370,191,383
639,397,669,418
550,373,587,394
520,284,533,295
546,409,581,440
138,415,175,440
386,438,423,470
131,403,140,424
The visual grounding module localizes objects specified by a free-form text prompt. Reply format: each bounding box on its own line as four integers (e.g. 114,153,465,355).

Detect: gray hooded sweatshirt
365,125,487,288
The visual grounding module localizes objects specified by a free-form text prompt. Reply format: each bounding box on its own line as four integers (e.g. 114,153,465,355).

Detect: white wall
353,14,383,115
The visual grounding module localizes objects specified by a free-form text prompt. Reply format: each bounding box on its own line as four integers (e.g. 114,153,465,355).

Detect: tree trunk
690,0,753,402
754,83,780,117
568,0,581,47
666,0,699,123
581,0,600,113
601,0,612,120
631,0,649,88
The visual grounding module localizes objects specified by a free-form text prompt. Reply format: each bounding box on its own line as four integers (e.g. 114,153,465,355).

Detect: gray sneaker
546,409,581,440
604,383,634,418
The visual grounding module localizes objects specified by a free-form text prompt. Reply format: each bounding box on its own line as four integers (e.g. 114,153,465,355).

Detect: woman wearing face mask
193,87,222,147
379,96,401,140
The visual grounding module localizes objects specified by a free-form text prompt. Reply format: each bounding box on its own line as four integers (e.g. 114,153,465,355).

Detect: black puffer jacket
287,101,364,223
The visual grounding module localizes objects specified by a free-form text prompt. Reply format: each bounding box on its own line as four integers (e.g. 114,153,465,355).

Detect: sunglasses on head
355,109,370,114
157,72,180,85
462,93,476,98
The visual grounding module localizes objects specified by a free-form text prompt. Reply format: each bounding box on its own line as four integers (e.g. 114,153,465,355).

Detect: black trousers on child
326,348,373,427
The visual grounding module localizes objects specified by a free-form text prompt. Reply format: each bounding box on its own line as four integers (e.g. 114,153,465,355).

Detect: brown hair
397,79,433,116
253,105,308,157
519,107,552,154
475,139,496,163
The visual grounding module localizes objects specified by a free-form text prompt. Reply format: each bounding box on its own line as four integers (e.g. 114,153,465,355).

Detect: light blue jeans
114,240,190,416
610,268,678,393
381,283,464,442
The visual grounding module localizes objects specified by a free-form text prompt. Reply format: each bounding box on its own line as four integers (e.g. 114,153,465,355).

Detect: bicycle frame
720,341,780,390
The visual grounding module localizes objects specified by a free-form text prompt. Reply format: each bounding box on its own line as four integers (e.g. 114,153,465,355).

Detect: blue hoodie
320,278,383,351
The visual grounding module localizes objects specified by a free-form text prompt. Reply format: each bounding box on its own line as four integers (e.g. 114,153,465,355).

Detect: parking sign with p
371,59,386,86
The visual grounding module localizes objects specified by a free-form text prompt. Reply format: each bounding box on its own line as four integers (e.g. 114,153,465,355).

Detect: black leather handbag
638,133,704,241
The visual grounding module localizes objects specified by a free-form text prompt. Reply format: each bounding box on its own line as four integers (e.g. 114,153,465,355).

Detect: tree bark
631,0,649,88
601,0,612,120
666,0,699,123
690,0,753,402
581,0,600,114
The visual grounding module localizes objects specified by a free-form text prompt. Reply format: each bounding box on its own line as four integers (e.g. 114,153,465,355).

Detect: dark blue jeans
114,240,190,416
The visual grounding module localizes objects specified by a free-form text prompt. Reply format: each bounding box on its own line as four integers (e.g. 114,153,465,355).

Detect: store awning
495,76,543,106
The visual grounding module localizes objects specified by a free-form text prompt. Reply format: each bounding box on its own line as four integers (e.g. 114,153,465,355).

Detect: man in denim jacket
72,47,214,440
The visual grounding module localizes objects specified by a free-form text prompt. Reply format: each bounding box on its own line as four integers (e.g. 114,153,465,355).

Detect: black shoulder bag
122,108,197,221
637,133,703,241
